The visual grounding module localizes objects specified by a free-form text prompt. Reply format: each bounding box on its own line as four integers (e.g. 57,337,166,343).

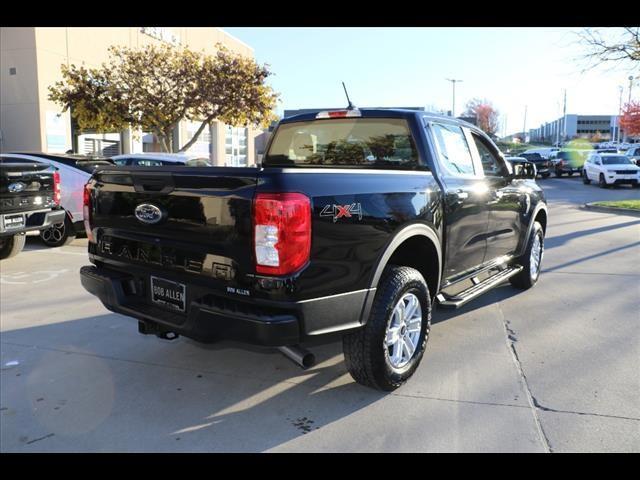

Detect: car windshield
264,117,419,168
602,156,633,165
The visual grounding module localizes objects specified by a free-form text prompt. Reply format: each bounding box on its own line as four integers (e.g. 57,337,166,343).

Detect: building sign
140,27,180,46
45,111,68,153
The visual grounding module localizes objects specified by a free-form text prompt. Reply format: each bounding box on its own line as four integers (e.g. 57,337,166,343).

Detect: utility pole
522,106,527,143
446,78,463,117
617,85,624,144
562,89,567,143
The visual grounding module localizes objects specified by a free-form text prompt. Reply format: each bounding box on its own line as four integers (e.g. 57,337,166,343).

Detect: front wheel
510,221,544,290
599,173,608,189
343,265,431,391
555,169,563,178
0,234,26,260
40,214,76,247
583,170,591,184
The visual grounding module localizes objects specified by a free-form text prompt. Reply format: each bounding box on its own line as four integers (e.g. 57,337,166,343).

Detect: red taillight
253,193,311,276
53,171,61,205
83,183,95,243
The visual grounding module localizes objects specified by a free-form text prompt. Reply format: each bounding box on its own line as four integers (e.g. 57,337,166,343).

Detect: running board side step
436,265,523,309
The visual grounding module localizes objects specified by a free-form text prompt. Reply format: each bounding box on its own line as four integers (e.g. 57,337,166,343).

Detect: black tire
40,214,76,247
598,173,608,189
0,234,26,260
343,265,431,391
555,169,562,178
568,171,574,176
541,172,550,179
582,170,591,184
510,221,544,290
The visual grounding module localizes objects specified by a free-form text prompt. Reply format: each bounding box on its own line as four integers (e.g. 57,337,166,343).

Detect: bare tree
577,27,640,72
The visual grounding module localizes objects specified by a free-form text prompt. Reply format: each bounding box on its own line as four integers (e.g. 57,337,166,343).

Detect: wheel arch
359,223,442,325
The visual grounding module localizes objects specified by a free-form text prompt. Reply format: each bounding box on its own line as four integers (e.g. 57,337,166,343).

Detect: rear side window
430,123,475,176
264,118,419,168
134,159,164,166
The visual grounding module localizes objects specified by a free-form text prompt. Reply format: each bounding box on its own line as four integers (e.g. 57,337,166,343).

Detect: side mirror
512,161,537,179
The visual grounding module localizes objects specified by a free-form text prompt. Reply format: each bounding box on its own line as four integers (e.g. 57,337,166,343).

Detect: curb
583,203,640,217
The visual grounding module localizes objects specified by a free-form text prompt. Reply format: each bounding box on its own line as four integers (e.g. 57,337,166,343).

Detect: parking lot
1,176,638,452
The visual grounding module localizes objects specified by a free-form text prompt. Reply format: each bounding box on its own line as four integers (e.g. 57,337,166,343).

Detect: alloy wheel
385,292,422,369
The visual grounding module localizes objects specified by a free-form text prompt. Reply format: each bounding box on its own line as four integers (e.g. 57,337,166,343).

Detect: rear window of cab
264,118,419,169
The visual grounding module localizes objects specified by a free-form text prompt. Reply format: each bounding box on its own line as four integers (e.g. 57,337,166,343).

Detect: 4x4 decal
320,203,363,222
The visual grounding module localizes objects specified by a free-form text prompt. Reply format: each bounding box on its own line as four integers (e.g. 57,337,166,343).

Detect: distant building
529,114,618,143
0,27,261,166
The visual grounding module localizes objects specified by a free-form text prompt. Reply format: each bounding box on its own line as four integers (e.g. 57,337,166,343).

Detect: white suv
582,153,640,188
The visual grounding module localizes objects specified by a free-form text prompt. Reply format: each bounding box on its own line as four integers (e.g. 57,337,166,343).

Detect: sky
224,27,638,137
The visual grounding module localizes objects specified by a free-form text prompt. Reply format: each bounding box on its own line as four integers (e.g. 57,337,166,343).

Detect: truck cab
80,109,547,391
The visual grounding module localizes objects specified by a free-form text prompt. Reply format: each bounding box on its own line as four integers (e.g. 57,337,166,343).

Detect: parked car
112,153,214,167
625,145,640,167
550,149,591,177
80,108,547,391
516,152,551,178
0,156,66,259
582,153,640,188
521,147,559,160
5,153,114,247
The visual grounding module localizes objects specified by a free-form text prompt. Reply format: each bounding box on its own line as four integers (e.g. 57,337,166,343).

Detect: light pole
446,78,463,117
617,85,623,144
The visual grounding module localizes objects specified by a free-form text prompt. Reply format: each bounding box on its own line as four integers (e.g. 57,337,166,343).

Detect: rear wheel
555,169,563,178
510,221,544,290
0,234,26,260
343,265,431,391
40,214,76,247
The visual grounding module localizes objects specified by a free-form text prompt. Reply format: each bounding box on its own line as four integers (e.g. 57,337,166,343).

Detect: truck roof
280,108,477,129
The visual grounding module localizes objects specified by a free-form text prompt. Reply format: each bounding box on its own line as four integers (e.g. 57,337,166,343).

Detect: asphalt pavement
1,176,638,452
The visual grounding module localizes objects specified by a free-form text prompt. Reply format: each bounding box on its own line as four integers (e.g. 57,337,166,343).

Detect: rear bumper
0,208,66,236
80,264,367,346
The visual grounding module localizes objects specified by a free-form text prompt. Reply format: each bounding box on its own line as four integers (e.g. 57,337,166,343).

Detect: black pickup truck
0,156,66,259
80,109,548,391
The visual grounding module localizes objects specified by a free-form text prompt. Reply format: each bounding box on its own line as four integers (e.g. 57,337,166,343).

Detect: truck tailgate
89,166,259,282
0,162,57,214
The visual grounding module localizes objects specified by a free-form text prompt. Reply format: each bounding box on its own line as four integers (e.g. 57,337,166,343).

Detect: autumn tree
49,44,278,153
463,98,500,136
577,27,640,72
619,101,640,137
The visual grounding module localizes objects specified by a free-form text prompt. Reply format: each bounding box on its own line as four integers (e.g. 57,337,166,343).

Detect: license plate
2,214,25,231
150,276,186,313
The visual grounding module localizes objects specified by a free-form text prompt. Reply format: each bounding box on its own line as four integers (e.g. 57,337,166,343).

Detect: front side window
264,118,419,168
470,133,508,176
430,123,475,176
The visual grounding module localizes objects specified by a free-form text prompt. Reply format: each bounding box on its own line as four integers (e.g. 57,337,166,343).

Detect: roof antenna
342,81,356,110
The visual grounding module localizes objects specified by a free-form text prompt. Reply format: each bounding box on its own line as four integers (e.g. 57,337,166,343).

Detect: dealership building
528,114,620,143
0,27,260,166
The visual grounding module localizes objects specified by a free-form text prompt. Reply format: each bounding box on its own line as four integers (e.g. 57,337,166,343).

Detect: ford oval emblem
8,182,26,193
134,203,163,224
